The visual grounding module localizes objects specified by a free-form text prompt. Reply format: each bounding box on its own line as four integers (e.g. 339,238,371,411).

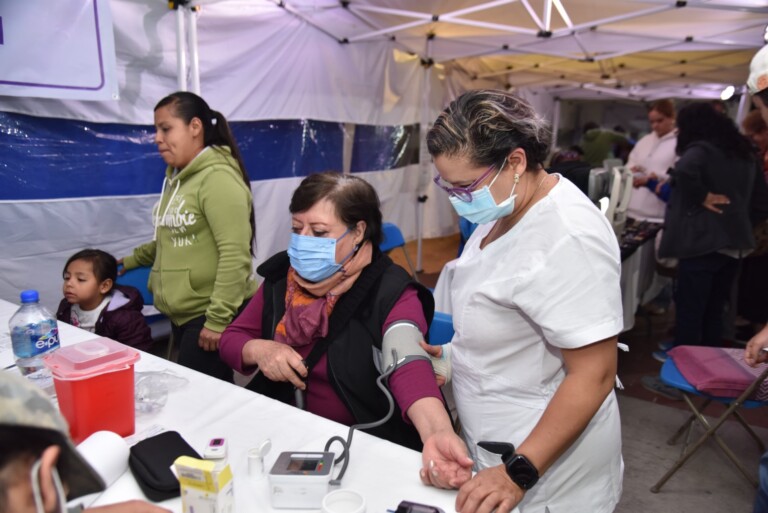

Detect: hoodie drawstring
153,177,180,241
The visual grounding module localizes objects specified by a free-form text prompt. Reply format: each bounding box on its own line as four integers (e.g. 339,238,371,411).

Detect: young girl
57,249,153,351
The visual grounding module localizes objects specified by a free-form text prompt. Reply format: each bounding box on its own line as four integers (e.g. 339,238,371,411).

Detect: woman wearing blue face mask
220,173,468,462
422,90,624,513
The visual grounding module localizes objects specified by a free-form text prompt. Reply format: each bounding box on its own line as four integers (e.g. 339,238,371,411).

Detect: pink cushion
668,346,768,402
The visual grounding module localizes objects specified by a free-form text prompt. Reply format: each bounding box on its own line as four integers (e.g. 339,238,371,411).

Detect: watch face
507,455,539,490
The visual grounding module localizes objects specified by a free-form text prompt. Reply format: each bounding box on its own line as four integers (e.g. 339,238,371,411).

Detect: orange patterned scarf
274,242,373,346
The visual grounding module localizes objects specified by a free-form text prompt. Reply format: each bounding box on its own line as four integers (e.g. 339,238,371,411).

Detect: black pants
173,315,234,383
737,254,768,324
675,252,739,347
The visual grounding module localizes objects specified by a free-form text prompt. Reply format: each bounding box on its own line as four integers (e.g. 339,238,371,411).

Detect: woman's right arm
745,325,768,366
219,284,307,387
219,285,266,373
122,241,157,270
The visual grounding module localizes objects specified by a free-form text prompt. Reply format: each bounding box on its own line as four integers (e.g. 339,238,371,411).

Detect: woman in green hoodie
122,92,256,382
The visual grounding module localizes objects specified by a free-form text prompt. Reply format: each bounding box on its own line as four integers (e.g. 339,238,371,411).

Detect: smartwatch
502,453,539,490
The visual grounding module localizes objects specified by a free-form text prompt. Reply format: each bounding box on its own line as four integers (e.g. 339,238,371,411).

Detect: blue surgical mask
449,169,520,224
288,229,357,282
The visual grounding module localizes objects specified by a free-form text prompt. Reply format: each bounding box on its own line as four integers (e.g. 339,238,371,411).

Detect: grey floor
616,394,764,512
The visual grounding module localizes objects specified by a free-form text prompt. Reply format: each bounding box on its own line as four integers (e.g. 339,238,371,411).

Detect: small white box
269,452,335,509
174,456,234,513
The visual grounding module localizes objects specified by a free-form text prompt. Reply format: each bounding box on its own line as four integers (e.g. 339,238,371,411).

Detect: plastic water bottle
9,290,60,390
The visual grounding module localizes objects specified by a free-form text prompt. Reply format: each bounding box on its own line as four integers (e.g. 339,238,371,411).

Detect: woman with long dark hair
658,102,757,353
122,92,256,382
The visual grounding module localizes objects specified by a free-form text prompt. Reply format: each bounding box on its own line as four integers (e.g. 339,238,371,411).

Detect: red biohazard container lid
44,337,140,380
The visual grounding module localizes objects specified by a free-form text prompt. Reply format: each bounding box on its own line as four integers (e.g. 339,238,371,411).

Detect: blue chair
650,356,768,492
380,222,419,282
428,311,454,346
457,217,478,257
116,265,172,356
116,265,153,306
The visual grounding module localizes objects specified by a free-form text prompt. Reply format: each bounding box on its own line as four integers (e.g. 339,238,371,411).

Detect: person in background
425,90,623,513
57,249,152,352
580,121,631,167
742,110,768,181
626,99,679,319
627,100,678,223
744,324,768,513
656,103,757,359
737,110,768,342
747,43,768,513
612,125,635,163
220,172,467,463
0,371,170,513
121,92,257,382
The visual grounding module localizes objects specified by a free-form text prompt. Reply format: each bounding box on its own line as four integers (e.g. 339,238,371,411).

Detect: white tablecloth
1,298,460,513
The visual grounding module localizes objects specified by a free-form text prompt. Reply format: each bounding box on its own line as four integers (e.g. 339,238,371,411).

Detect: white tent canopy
0,0,766,309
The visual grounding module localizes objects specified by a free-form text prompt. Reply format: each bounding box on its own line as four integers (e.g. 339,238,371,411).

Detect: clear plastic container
9,289,60,391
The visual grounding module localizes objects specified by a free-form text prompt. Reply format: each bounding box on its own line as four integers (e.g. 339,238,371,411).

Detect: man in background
580,121,631,167
0,372,168,513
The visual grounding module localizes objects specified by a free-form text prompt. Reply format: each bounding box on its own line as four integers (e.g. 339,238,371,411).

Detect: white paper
73,431,130,508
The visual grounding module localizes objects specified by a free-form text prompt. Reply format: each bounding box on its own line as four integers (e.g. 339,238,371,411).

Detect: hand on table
456,465,524,513
87,500,172,513
745,326,768,367
702,192,730,214
419,430,474,489
198,327,222,351
244,338,307,389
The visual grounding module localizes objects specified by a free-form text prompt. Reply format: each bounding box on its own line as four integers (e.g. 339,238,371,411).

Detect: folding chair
380,222,419,282
428,311,454,346
650,346,768,493
116,265,173,359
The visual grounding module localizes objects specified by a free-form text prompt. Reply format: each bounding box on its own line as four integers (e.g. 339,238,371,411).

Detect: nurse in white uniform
422,90,624,513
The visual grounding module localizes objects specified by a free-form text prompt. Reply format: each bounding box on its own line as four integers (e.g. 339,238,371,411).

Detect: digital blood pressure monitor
268,451,335,509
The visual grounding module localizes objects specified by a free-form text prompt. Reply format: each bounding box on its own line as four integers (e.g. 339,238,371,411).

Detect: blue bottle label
34,327,60,352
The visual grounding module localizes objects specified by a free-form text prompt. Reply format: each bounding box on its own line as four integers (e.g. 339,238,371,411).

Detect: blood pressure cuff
128,431,200,502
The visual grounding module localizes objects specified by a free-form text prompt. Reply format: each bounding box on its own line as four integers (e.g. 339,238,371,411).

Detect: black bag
128,431,201,502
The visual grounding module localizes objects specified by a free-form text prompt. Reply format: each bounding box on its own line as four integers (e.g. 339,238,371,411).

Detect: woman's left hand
702,192,730,214
199,327,222,351
456,465,523,513
420,430,474,489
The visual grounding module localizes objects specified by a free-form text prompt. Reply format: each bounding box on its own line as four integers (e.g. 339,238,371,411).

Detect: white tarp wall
0,0,466,311
0,0,119,101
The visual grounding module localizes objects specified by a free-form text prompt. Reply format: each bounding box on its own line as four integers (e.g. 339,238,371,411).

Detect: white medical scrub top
626,130,678,222
450,176,624,513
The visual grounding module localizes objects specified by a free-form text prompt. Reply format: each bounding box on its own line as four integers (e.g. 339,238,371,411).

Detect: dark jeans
674,252,739,347
173,315,234,383
756,450,768,513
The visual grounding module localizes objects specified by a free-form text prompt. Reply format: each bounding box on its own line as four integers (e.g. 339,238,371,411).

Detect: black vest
246,250,435,450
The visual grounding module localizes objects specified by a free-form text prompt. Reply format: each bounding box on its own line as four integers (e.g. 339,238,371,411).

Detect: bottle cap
20,290,39,303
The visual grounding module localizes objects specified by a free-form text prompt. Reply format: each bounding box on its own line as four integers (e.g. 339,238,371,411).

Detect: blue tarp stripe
0,112,354,200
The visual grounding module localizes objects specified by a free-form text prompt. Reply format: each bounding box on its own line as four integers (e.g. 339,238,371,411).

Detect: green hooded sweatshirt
124,146,256,331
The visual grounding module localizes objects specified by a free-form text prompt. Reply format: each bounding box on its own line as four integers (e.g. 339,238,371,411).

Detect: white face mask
30,458,67,513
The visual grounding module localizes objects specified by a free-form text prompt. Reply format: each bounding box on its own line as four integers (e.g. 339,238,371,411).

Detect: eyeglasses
433,160,502,203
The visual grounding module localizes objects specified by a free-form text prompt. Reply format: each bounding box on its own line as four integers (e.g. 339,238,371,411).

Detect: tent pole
416,38,434,274
175,7,187,91
551,98,561,152
736,90,750,127
187,6,201,95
